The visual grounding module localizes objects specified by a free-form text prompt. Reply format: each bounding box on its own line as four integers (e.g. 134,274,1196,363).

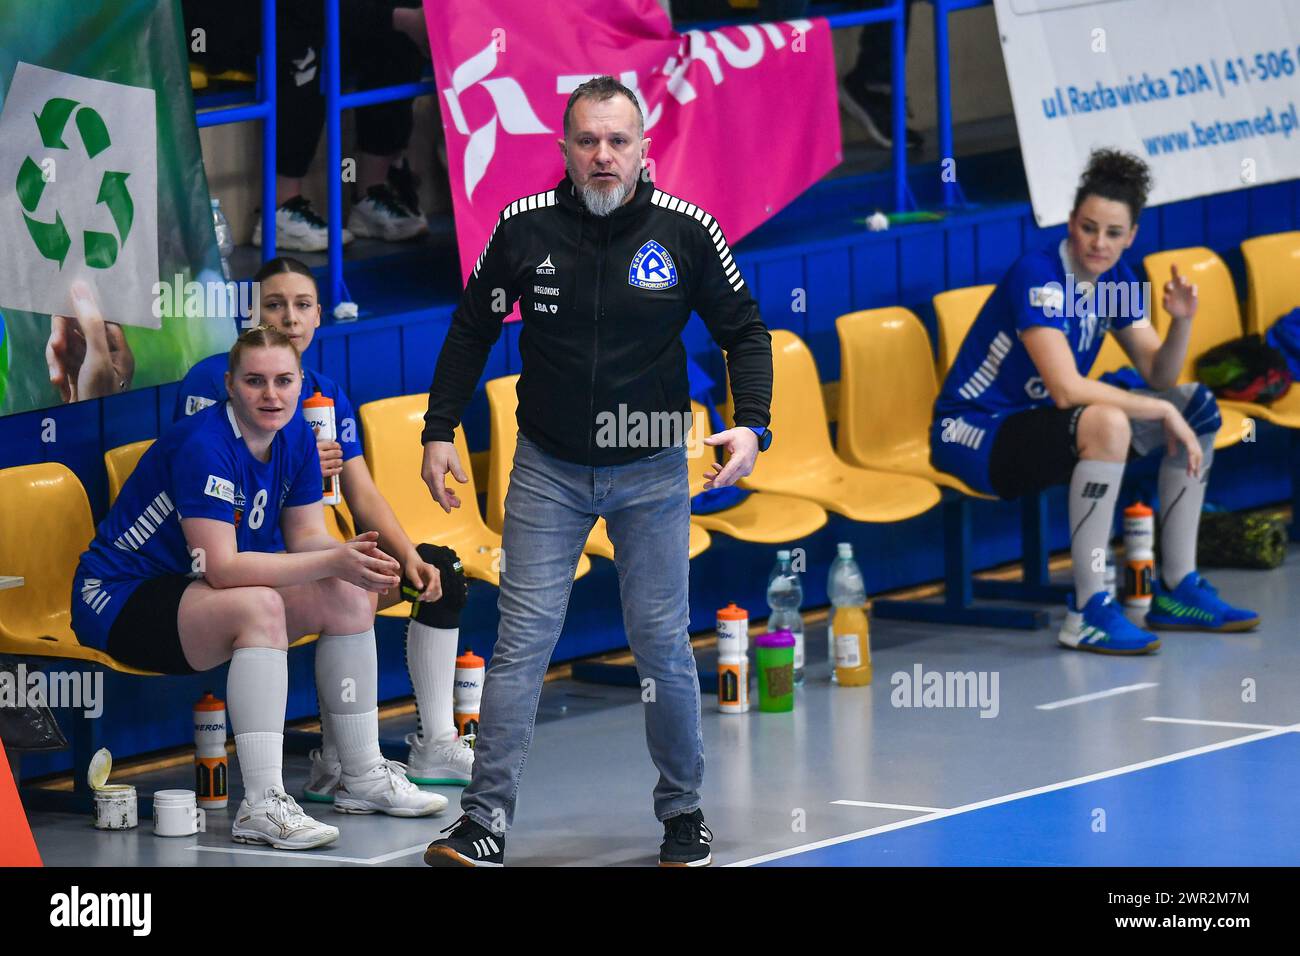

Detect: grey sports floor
24,553,1300,866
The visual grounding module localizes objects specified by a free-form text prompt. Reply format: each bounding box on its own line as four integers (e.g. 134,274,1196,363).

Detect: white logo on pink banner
423,0,842,287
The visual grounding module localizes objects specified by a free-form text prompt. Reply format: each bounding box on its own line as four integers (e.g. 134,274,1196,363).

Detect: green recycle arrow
17,98,131,270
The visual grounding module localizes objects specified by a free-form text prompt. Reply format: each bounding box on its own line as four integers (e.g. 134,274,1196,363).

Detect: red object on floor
0,743,42,865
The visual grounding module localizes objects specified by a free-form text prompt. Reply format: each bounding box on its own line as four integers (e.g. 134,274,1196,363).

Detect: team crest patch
628,240,678,290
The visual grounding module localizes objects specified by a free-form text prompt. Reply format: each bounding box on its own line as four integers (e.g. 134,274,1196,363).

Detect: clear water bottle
766,549,804,685
211,197,234,281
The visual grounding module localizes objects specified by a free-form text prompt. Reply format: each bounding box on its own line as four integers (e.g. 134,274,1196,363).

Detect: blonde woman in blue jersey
931,149,1258,654
175,258,476,798
72,326,444,850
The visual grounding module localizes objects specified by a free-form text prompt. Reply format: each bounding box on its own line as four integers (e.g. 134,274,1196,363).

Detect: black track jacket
421,173,773,466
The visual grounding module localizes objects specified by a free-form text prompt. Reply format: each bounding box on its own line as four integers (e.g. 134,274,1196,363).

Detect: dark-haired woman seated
930,149,1258,655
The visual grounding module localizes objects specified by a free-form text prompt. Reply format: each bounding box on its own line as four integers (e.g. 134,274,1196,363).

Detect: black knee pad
403,543,468,629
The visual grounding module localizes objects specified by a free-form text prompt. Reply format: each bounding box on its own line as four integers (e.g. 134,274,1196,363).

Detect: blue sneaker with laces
1145,571,1260,632
1058,590,1161,654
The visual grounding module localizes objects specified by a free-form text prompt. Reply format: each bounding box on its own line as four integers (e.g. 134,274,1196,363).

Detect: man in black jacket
421,76,772,867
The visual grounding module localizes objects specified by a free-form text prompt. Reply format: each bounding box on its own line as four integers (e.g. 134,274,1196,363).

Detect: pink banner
424,0,842,288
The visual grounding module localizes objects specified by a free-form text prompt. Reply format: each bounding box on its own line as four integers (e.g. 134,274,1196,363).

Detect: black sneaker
387,158,425,219
423,813,505,867
659,809,713,867
839,74,923,151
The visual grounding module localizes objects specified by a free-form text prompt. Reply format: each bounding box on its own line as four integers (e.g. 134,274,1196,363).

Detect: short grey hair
562,75,644,139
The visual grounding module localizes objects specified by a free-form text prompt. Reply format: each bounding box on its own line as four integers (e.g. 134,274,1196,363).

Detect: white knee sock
1159,435,1214,588
315,630,383,776
406,620,459,744
1069,459,1125,602
227,646,288,804
316,690,339,765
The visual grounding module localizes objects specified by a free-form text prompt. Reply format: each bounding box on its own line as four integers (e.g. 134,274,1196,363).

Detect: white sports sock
234,732,284,805
329,709,383,777
1159,434,1214,588
406,621,458,744
315,630,382,776
1069,458,1125,602
316,690,339,765
226,646,288,804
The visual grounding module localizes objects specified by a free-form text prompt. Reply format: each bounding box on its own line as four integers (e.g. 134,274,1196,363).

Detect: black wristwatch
747,426,773,452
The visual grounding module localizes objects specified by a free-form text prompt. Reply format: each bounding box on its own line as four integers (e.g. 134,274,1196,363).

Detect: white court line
1035,682,1159,711
726,723,1298,867
191,841,429,865
1144,716,1287,731
831,800,947,814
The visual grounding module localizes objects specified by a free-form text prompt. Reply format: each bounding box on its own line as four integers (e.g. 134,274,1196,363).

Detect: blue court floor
753,729,1300,866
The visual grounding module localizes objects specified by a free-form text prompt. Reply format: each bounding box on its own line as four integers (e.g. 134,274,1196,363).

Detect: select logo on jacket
536,254,556,275
628,239,677,290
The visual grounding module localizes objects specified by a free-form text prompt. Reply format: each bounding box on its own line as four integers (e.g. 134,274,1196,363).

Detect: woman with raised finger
930,148,1258,656
71,325,444,851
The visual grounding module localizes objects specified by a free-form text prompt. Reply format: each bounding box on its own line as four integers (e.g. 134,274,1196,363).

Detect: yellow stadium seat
832,310,1056,629
484,375,689,563
0,463,156,673
683,401,828,542
1241,231,1300,336
359,394,505,586
933,284,994,376
104,439,153,504
1089,331,1130,380
1145,246,1300,430
727,329,940,521
836,307,990,498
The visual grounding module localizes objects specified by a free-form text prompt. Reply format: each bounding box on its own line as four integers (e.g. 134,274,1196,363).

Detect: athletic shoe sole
231,829,338,850
1057,638,1161,655
406,772,471,787
347,217,428,242
1146,617,1260,632
659,853,712,867
423,845,503,867
332,799,445,817
301,789,336,804
252,228,354,251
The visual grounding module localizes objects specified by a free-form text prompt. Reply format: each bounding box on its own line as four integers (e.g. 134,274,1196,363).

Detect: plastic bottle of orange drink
829,543,871,686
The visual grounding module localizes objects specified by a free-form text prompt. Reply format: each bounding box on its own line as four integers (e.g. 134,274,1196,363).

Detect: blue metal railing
323,1,438,313
194,0,277,261
314,0,989,309
933,0,990,208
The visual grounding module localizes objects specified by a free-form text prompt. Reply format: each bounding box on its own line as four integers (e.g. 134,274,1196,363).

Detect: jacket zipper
587,218,605,465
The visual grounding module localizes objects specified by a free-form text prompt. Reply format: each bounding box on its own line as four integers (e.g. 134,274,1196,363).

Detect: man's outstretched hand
421,439,468,513
701,427,759,489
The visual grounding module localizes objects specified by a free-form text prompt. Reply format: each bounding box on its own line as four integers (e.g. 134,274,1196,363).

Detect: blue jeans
460,434,704,831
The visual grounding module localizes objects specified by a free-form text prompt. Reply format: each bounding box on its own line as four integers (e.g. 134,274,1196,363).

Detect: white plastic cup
153,789,207,837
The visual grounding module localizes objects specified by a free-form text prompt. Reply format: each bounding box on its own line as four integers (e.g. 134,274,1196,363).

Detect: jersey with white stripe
73,402,322,646
935,243,1146,418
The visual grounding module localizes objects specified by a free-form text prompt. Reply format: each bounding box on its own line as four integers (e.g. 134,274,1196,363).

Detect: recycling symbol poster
0,0,233,416
0,62,160,328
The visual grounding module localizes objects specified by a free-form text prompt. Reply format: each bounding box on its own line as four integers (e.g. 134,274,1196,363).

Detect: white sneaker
303,747,341,803
231,785,340,850
334,759,448,817
252,196,353,252
405,732,474,786
347,185,427,242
